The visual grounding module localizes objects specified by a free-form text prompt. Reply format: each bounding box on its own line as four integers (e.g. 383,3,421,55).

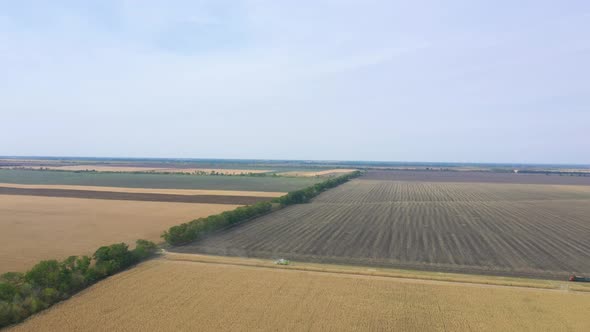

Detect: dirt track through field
0,187,274,205
163,252,590,291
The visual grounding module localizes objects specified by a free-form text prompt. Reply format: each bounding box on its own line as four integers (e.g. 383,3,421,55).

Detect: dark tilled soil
173,176,590,279
0,187,273,205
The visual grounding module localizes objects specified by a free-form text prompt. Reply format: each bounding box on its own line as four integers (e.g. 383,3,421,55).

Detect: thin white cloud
0,1,589,163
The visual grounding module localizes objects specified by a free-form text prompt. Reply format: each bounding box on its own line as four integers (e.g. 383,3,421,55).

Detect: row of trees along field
0,240,158,328
162,171,362,246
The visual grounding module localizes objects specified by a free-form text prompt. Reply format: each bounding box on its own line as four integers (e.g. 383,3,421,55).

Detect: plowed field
176,175,590,279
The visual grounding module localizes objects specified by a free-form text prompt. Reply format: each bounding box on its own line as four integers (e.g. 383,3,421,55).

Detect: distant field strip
364,170,590,185
2,165,273,175
0,183,284,197
314,180,590,202
277,169,357,177
9,259,590,332
0,195,239,273
176,177,590,279
0,169,321,192
0,187,274,205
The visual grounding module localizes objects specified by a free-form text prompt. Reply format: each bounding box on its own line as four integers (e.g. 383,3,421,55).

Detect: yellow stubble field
0,195,239,273
10,259,590,331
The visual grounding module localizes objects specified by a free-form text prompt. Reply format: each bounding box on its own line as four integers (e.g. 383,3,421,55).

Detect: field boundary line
0,187,274,205
161,253,590,293
0,182,286,197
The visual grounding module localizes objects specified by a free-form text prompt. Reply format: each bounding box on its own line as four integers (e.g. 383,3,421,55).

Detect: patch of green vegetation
0,169,322,192
163,201,274,245
0,240,158,328
163,171,362,246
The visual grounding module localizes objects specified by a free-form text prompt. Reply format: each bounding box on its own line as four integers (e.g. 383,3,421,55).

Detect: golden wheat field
10,258,590,332
0,196,239,273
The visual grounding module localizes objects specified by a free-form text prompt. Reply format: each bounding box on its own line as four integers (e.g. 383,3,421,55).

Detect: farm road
162,253,588,294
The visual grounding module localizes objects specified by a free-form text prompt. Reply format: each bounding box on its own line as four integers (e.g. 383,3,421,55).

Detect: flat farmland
364,170,590,185
0,195,239,273
277,169,357,177
0,187,274,205
2,165,273,175
177,175,590,279
0,183,284,197
0,169,321,192
9,258,590,332
0,167,302,273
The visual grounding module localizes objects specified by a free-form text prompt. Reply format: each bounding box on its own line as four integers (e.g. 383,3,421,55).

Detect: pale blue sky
1,1,589,164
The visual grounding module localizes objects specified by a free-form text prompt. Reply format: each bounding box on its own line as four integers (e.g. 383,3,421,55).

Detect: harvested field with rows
176,172,590,279
10,258,590,332
0,195,239,273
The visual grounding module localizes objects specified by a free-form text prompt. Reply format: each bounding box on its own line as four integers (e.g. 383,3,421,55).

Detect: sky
1,1,589,164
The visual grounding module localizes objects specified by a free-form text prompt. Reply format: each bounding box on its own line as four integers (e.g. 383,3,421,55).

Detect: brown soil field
0,187,274,205
277,169,357,177
363,170,590,185
0,195,239,273
176,177,590,279
0,183,285,197
9,258,590,331
1,165,271,175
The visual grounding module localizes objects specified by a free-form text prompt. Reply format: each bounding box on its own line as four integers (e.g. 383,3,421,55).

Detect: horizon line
1,155,589,168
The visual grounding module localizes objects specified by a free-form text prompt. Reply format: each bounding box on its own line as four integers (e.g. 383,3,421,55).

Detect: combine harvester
569,274,590,282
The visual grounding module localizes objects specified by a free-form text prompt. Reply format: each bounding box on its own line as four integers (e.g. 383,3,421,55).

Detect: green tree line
0,240,158,328
272,171,361,205
162,171,362,246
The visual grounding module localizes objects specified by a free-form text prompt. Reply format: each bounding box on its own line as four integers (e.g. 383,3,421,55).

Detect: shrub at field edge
0,240,158,328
